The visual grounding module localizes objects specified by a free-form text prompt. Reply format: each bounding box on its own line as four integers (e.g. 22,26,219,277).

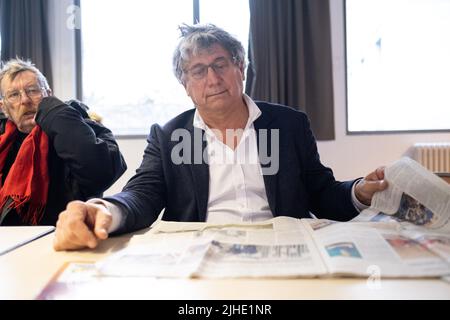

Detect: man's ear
239,63,245,81
46,88,53,97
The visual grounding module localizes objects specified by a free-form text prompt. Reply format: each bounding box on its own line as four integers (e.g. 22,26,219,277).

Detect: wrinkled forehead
184,44,231,67
1,70,39,93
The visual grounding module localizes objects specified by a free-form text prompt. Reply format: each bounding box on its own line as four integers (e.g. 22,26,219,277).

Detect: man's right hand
53,200,112,251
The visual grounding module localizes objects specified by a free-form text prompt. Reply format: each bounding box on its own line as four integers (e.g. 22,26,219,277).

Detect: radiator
412,143,450,173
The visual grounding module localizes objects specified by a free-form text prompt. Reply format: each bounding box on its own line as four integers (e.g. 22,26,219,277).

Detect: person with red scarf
0,59,127,226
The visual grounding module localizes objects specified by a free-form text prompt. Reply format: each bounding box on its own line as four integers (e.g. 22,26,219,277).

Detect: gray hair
173,23,246,84
0,58,50,98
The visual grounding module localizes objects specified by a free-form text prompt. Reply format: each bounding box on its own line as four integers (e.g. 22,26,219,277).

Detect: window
81,0,249,136
199,0,250,53
345,0,450,133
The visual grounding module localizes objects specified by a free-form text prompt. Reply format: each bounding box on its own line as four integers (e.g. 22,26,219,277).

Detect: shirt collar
193,94,262,131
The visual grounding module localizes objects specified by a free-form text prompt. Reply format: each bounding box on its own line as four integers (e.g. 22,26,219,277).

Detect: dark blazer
107,101,359,234
0,97,127,226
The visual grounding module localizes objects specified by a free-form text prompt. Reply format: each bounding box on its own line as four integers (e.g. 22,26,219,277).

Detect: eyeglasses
2,85,44,104
185,57,236,81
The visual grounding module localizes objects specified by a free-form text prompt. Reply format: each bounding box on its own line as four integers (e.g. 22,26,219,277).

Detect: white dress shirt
193,95,273,223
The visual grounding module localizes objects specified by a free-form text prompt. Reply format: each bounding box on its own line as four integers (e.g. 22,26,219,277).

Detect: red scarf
0,120,49,225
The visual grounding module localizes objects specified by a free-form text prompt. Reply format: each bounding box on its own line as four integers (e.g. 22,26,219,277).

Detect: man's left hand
355,167,388,206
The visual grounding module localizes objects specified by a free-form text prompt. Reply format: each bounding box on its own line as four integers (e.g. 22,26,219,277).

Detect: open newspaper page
193,216,327,278
97,216,328,278
353,157,450,233
96,233,213,277
303,219,450,278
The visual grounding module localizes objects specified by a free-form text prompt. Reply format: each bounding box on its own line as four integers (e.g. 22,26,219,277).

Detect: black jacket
107,101,358,234
0,97,127,226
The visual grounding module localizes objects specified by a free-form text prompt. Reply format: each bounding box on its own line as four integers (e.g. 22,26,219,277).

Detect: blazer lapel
254,107,278,215
188,126,209,222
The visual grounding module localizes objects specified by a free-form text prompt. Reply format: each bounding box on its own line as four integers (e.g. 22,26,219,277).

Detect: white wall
48,0,450,195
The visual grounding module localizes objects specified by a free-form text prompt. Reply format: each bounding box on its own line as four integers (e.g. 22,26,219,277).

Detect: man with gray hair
0,58,127,226
53,24,387,251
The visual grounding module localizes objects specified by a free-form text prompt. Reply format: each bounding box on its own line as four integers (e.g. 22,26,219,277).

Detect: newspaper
96,217,450,279
97,217,328,278
353,157,450,232
306,220,449,278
